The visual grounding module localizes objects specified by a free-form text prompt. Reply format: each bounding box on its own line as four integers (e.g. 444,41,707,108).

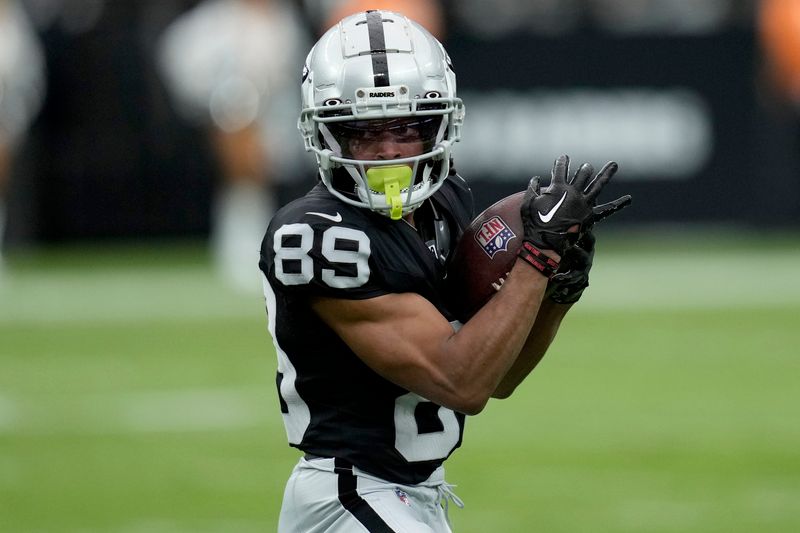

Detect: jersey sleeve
261,214,388,300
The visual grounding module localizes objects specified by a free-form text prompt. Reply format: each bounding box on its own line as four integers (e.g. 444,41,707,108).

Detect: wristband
518,240,560,279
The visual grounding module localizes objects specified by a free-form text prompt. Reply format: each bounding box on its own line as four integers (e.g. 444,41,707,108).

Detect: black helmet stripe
365,10,390,87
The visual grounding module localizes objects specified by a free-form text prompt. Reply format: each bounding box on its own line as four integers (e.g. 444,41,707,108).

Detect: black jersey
259,175,474,484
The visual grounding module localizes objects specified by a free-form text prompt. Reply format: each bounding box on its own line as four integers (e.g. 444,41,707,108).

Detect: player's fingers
523,176,541,202
571,162,594,188
550,154,569,188
583,161,618,199
591,195,632,223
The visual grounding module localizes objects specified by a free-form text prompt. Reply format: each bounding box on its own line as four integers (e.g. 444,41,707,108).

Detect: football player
259,10,630,532
157,0,309,292
0,0,45,272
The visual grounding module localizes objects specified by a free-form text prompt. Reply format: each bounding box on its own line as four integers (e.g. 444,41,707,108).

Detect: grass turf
0,237,798,532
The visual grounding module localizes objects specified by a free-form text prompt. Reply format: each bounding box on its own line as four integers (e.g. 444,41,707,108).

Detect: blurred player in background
758,0,800,106
157,0,309,291
0,0,45,273
756,0,800,219
260,9,630,531
321,0,445,38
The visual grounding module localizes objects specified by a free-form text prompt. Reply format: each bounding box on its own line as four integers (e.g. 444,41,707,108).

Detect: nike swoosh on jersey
537,192,568,223
306,211,343,222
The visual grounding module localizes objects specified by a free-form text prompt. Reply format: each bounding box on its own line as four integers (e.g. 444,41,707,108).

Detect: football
446,191,525,321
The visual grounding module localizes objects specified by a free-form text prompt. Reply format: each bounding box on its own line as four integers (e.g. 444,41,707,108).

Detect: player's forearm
443,259,550,413
491,299,571,399
310,261,552,416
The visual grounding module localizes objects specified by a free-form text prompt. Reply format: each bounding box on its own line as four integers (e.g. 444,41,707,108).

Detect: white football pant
278,456,463,533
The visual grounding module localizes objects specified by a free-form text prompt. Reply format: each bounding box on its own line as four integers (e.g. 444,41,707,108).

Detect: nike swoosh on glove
520,154,631,256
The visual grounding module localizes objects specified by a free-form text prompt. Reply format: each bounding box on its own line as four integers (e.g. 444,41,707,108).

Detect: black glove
548,231,595,304
520,155,631,257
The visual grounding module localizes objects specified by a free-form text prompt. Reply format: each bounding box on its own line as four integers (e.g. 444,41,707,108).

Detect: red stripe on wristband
518,240,560,279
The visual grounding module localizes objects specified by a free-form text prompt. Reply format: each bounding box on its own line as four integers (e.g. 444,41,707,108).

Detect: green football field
1,233,799,532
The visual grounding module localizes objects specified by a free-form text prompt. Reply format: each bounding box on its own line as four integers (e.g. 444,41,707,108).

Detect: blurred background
1,0,798,531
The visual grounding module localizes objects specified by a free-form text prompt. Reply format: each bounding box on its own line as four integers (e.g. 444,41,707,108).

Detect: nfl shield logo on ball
475,216,517,258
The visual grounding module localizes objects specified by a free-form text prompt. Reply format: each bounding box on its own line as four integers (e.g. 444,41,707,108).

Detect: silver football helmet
299,10,465,220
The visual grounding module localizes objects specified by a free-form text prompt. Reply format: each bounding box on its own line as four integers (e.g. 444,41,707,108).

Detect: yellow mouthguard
365,165,412,220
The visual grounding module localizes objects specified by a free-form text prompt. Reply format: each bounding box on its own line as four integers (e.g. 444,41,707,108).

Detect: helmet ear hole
424,91,441,99
323,98,342,106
